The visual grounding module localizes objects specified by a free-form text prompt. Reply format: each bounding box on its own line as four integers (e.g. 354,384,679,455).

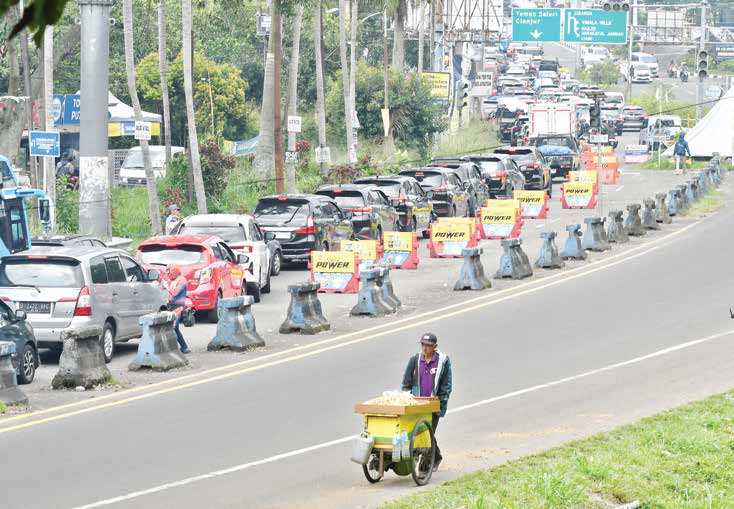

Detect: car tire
207,292,222,323
100,322,115,364
262,273,271,294
246,282,261,303
270,251,282,276
16,343,36,385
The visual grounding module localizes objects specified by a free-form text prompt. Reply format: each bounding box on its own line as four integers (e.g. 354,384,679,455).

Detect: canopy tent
55,91,161,137
663,86,734,158
106,92,161,123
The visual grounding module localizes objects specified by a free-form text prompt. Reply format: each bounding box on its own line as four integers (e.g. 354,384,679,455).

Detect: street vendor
401,332,452,471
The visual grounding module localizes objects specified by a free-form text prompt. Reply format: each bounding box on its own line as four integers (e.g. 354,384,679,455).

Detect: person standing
165,264,190,354
165,204,182,235
674,133,691,175
401,332,453,471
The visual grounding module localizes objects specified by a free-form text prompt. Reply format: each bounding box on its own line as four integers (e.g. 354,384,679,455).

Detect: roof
316,183,378,193
4,246,122,261
179,214,253,227
464,153,510,161
259,193,331,202
354,175,413,183
137,234,220,247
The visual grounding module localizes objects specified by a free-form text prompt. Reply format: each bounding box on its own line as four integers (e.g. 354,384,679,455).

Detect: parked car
463,154,526,199
0,299,38,384
253,194,353,264
398,167,470,218
0,247,168,362
172,214,272,299
493,146,552,196
621,105,648,131
315,184,399,240
31,234,107,248
429,157,490,216
119,145,185,186
352,175,434,237
137,235,248,317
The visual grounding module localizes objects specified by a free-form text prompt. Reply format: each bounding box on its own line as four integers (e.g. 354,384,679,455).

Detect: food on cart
363,391,421,406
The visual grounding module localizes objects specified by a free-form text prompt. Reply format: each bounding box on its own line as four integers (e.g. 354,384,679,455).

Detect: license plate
19,302,51,314
274,231,291,240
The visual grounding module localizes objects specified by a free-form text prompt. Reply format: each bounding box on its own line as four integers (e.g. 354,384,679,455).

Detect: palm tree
285,4,304,193
338,0,353,162
123,0,162,234
313,0,328,171
158,0,172,164
392,0,406,71
182,0,207,213
252,13,275,179
349,0,358,145
6,9,19,95
417,1,425,74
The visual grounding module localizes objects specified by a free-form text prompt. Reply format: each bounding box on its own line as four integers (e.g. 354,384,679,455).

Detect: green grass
383,391,734,509
684,190,725,218
639,158,707,171
432,120,499,159
0,401,5,414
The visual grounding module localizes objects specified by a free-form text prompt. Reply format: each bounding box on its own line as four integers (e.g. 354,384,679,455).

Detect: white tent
664,86,734,158
107,92,161,123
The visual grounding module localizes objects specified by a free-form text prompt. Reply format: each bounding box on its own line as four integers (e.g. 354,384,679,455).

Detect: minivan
119,145,185,186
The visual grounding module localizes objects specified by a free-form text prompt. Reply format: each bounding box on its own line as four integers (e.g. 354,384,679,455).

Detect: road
0,143,732,508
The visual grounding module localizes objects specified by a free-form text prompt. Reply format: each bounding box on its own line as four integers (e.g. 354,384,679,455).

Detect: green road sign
564,9,628,44
511,8,562,43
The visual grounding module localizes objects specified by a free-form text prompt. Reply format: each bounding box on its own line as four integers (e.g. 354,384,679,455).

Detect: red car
136,235,247,322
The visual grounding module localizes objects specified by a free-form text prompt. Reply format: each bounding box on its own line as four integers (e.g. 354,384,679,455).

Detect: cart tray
354,397,439,416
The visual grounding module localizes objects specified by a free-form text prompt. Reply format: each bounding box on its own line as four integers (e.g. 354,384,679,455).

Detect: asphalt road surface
1,164,732,508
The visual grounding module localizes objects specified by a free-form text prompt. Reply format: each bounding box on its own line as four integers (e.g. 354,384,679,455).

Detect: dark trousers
432,414,442,461
174,315,188,352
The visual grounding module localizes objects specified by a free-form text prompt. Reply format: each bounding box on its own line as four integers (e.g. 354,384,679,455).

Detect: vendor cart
353,397,439,486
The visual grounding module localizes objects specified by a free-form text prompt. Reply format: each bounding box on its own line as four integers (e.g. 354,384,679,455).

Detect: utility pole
383,9,394,156
627,0,635,101
42,27,56,230
18,0,37,188
696,1,707,121
78,0,112,238
273,0,284,194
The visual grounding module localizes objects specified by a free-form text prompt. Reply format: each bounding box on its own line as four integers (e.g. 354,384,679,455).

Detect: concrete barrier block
208,296,265,351
667,189,680,216
51,326,110,390
687,179,699,202
655,193,672,224
624,204,645,236
582,217,611,251
495,239,533,279
676,185,690,213
350,268,395,317
378,266,402,310
279,282,330,335
0,341,27,405
560,224,587,260
607,210,629,243
454,247,492,290
695,171,709,194
642,199,660,230
535,231,564,269
129,312,189,371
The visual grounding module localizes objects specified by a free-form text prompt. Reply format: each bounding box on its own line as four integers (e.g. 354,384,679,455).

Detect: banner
561,181,597,209
310,251,359,293
341,239,380,264
624,144,650,164
429,221,474,257
480,199,522,239
513,190,548,219
382,231,419,269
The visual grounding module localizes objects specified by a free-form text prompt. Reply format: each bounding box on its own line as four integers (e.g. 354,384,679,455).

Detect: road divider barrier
51,326,110,390
207,296,265,352
129,312,189,371
582,217,611,252
625,204,645,236
694,170,709,194
535,231,564,269
429,218,478,257
279,283,330,335
340,239,383,268
687,179,700,201
381,231,419,269
642,199,660,230
350,267,400,317
607,210,629,244
676,185,690,213
495,238,533,280
513,190,548,219
560,181,597,209
655,193,672,224
378,265,402,310
310,251,360,293
0,341,27,406
667,189,681,216
560,224,587,260
479,199,523,239
454,247,492,291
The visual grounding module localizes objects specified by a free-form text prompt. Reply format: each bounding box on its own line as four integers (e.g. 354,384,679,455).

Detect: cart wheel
409,419,436,486
362,451,384,484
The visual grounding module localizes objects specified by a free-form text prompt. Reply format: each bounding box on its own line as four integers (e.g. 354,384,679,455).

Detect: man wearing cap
401,332,453,471
165,204,182,235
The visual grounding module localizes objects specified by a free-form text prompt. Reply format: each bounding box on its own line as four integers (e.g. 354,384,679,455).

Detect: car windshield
177,225,247,243
122,147,167,168
254,200,309,224
370,182,401,197
318,191,365,209
0,259,84,288
530,137,574,149
401,171,443,186
495,149,535,163
138,245,206,266
639,55,657,63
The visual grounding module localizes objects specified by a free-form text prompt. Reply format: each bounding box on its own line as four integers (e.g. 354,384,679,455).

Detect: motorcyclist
679,62,689,81
668,60,677,78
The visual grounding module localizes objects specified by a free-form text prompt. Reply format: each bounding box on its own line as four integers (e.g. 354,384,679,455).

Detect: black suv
0,299,38,384
493,146,552,196
399,168,470,218
429,158,490,216
315,184,399,240
352,175,434,236
527,134,580,180
253,194,353,264
463,154,526,199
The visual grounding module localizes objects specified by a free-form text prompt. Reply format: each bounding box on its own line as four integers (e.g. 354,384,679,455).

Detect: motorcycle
680,68,689,83
667,66,677,78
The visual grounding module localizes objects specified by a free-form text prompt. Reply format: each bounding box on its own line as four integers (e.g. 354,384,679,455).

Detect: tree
158,0,172,164
182,0,207,213
123,0,161,235
392,0,406,71
417,1,425,74
285,4,304,193
338,0,352,162
5,9,19,94
313,0,327,168
252,9,276,179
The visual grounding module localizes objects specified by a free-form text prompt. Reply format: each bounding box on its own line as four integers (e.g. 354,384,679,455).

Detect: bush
578,61,620,86
111,187,152,240
54,177,79,234
200,139,236,200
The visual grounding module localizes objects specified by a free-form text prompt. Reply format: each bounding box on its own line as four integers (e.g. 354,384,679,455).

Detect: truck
0,155,51,257
527,103,579,179
528,102,574,139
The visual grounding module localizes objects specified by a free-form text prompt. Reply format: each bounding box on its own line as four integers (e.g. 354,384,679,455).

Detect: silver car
0,247,168,362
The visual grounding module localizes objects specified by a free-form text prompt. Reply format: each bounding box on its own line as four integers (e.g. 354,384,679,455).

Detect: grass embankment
432,120,499,159
384,391,734,509
0,402,5,414
684,190,725,218
639,159,707,171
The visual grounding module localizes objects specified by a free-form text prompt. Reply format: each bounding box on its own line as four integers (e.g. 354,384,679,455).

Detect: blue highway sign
564,9,628,44
511,8,562,43
29,131,60,158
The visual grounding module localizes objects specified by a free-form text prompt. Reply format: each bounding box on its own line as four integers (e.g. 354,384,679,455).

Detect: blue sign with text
512,8,562,42
29,131,60,157
564,9,628,44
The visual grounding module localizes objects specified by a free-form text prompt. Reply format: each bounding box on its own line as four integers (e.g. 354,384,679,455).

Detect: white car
631,52,659,78
119,145,185,186
172,214,272,302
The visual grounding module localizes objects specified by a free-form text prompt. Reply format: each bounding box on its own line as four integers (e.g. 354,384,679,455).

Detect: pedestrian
401,332,452,471
673,132,691,175
165,264,190,354
165,204,182,235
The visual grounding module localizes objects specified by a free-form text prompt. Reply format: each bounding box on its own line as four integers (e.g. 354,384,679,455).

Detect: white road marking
549,218,560,224
615,185,625,192
72,328,734,508
536,223,545,229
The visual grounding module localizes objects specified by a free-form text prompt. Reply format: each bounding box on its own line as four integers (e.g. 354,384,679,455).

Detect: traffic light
590,102,601,129
461,82,470,109
602,1,629,11
697,50,709,80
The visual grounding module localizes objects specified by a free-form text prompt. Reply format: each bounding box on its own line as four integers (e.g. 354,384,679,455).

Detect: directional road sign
29,131,60,157
564,9,628,44
511,8,562,43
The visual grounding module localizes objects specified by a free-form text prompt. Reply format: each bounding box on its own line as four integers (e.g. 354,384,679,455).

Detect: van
119,145,185,186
